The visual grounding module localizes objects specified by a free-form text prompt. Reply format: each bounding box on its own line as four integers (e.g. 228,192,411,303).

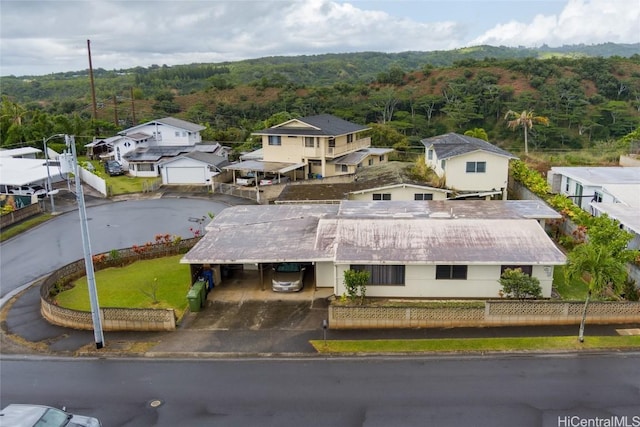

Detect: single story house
159,152,230,185
547,166,640,212
181,200,565,299
124,143,229,178
276,162,450,204
421,133,518,199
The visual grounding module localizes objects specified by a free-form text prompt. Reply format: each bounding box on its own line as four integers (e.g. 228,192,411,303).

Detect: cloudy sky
1,0,638,77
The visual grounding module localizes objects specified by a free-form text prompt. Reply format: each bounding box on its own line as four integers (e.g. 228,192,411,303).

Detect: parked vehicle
104,160,124,176
259,175,290,186
8,185,47,199
236,176,256,186
271,262,306,292
0,404,102,427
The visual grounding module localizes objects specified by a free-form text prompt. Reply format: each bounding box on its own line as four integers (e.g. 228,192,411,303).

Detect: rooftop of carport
224,160,306,174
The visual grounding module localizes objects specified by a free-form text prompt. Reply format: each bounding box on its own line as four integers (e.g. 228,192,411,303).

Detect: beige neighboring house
276,162,450,204
228,114,392,182
421,133,518,199
181,200,564,299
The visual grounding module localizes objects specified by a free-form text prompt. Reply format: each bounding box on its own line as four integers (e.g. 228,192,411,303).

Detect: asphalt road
0,198,231,297
1,354,639,427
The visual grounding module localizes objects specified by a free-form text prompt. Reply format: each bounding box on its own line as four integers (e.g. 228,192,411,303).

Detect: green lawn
553,265,589,300
83,158,159,195
310,335,640,353
55,255,191,317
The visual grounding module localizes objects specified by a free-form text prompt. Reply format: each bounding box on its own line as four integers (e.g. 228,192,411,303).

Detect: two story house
84,117,230,182
229,114,391,181
421,133,518,199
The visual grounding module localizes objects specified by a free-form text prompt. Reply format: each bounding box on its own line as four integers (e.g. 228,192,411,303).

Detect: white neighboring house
421,133,518,199
547,167,640,211
84,117,222,177
548,166,640,250
159,152,230,185
181,200,565,299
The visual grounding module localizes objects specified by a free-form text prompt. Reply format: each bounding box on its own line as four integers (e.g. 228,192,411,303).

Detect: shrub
499,268,542,299
343,269,370,304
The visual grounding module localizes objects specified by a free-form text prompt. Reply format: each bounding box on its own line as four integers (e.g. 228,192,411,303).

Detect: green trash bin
187,287,201,312
193,281,206,307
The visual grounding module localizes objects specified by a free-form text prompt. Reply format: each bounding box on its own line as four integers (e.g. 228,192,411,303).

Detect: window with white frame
441,159,446,170
428,149,434,160
305,137,315,148
268,136,281,146
372,193,391,201
138,163,154,172
592,191,602,203
175,131,180,137
351,264,405,286
368,159,374,166
466,161,486,173
347,134,353,143
414,193,433,200
435,265,467,280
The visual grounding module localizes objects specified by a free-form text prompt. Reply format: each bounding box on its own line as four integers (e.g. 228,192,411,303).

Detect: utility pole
65,135,105,349
113,95,118,126
87,40,98,134
130,87,136,125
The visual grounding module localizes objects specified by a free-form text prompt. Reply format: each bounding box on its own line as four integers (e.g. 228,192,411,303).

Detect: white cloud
471,0,640,47
0,0,638,77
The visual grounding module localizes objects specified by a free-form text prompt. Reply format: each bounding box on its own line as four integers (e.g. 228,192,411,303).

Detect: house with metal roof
421,133,518,200
181,200,565,299
227,114,391,182
548,166,640,250
547,166,640,211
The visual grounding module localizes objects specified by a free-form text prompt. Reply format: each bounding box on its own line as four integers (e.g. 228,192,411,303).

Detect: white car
0,404,102,427
259,175,290,186
9,185,47,199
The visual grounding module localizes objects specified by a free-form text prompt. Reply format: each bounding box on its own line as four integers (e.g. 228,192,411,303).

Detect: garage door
166,167,207,184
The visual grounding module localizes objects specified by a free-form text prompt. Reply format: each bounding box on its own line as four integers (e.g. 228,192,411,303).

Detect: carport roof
181,200,565,265
224,160,306,174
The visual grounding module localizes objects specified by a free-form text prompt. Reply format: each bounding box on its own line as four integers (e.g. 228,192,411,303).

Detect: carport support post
259,263,265,291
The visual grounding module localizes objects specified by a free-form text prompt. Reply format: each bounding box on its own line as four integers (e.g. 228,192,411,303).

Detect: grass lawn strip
55,254,190,317
310,335,640,353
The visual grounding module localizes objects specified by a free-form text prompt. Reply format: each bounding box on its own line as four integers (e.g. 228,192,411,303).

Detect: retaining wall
40,238,200,331
328,300,640,329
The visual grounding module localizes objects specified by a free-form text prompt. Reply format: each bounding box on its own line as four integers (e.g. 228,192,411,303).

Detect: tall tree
504,109,549,155
564,242,628,342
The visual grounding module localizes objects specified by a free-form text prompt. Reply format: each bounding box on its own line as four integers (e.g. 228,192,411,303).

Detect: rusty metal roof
182,201,564,265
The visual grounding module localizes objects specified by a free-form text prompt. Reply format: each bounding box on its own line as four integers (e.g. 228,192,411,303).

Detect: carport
224,160,305,183
180,204,339,296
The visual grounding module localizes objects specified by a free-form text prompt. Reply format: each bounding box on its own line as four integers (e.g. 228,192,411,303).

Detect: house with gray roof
181,200,565,299
421,133,518,199
227,114,390,182
158,151,230,185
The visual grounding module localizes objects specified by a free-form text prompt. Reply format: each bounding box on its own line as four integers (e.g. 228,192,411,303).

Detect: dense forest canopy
1,44,639,156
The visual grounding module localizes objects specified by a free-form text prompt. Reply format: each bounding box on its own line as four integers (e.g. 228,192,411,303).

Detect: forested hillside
1,44,639,156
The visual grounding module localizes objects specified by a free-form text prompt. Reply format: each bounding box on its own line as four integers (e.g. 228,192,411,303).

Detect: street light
60,134,105,349
43,134,65,214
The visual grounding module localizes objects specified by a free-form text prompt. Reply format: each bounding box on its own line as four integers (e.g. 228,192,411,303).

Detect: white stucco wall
349,186,449,202
315,261,335,288
334,264,554,298
444,153,510,192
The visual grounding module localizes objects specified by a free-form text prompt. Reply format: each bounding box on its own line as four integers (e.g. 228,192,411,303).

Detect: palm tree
564,242,627,342
464,127,489,141
504,109,549,155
